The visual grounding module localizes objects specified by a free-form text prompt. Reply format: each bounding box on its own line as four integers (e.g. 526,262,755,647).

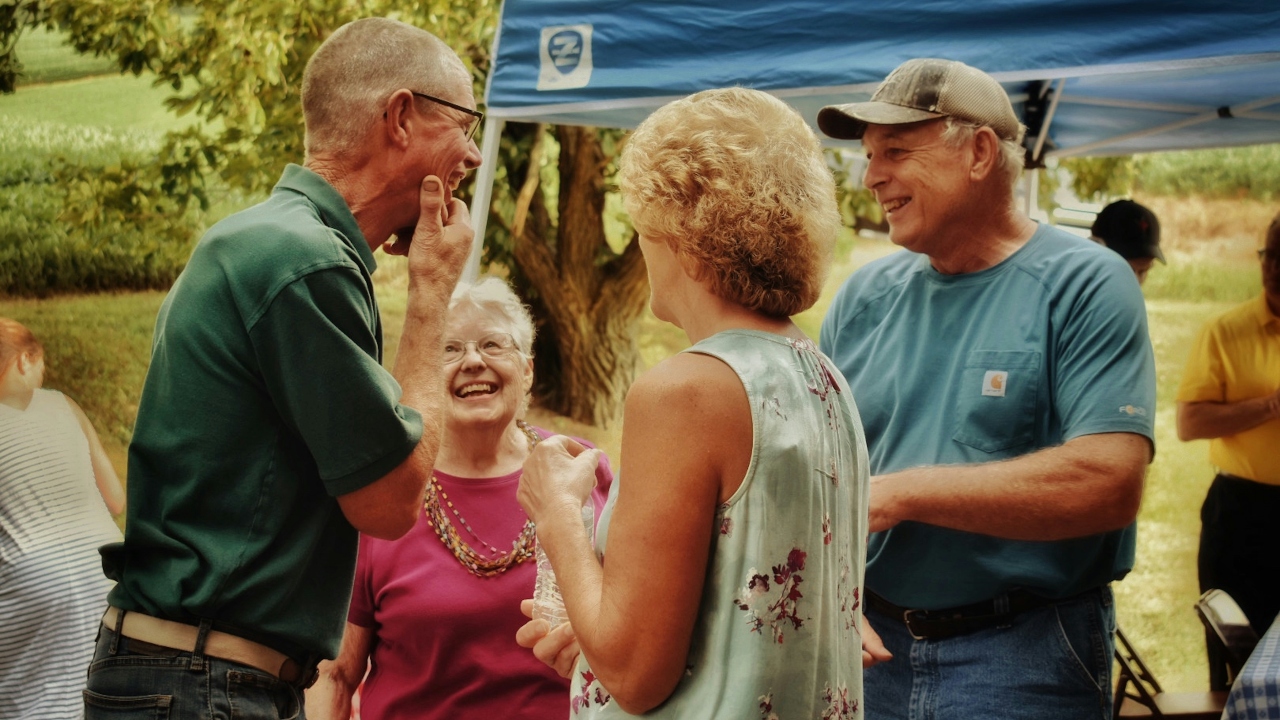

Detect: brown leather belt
866,589,1068,641
102,606,318,688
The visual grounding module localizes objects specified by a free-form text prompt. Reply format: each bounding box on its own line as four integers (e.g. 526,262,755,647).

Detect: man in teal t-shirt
86,18,483,719
817,59,1156,719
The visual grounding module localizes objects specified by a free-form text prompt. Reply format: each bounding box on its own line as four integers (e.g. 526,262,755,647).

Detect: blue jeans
864,587,1116,720
83,622,303,719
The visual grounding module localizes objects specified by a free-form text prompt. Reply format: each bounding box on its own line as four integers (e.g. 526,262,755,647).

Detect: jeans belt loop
190,618,213,672
107,606,126,656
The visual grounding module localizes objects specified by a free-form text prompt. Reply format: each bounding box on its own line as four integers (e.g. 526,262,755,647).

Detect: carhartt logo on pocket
982,370,1008,397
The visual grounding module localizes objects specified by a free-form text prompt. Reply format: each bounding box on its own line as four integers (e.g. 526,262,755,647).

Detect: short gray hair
940,117,1026,186
301,17,468,158
448,277,536,357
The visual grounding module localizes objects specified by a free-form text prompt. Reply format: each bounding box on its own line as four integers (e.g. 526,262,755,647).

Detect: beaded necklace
424,420,540,578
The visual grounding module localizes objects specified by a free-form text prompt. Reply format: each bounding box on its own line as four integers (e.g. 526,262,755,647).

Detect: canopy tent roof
483,0,1280,158
463,0,1280,272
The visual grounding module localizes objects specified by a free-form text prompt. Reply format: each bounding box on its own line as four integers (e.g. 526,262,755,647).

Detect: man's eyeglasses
1258,249,1280,265
443,333,518,364
412,91,484,141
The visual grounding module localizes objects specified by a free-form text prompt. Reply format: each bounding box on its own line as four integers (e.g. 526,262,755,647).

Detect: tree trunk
511,125,648,428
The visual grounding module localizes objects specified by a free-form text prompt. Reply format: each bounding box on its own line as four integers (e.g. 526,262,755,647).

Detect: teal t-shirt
819,224,1156,609
103,164,423,660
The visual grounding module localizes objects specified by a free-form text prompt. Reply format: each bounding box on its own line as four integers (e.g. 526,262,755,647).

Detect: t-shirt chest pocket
952,350,1042,453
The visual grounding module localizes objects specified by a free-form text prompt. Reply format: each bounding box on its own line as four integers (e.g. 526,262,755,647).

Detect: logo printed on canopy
538,24,593,91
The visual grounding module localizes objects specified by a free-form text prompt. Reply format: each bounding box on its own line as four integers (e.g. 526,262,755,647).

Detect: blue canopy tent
466,0,1280,268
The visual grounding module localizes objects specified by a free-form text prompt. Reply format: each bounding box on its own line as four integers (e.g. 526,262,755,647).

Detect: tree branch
510,122,545,243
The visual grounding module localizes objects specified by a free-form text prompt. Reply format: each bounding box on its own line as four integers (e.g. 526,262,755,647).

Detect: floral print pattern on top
569,330,868,718
838,559,862,631
759,693,778,720
734,548,808,643
821,683,858,720
572,669,612,714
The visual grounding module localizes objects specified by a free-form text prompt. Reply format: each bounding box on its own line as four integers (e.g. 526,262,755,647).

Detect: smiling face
861,119,973,256
413,79,484,201
389,72,484,235
443,303,533,433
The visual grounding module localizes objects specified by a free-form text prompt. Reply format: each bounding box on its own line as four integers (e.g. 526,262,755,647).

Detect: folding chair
1194,588,1260,691
1113,625,1226,719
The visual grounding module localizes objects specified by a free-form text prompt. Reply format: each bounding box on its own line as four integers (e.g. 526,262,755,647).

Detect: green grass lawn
10,26,116,86
0,72,200,134
0,292,165,474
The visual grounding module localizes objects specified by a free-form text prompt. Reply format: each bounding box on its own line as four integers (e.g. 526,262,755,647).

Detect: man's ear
384,89,416,149
969,126,1002,182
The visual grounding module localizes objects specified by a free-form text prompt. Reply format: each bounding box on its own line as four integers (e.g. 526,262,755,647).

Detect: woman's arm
519,353,751,714
305,622,375,720
65,396,125,516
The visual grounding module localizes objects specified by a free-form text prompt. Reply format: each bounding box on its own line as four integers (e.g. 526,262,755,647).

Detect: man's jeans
84,622,303,719
864,586,1116,720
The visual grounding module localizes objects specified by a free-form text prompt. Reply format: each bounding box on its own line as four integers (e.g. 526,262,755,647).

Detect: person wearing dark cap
1092,199,1165,284
817,58,1157,719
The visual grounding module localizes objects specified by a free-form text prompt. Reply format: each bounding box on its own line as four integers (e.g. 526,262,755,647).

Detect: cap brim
817,101,945,140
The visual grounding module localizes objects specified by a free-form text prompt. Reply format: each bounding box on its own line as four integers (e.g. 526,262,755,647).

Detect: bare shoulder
626,352,746,420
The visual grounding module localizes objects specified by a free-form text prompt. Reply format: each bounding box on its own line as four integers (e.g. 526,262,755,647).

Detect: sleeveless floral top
573,330,870,719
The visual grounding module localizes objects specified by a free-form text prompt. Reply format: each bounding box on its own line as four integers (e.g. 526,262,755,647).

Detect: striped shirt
1,389,120,719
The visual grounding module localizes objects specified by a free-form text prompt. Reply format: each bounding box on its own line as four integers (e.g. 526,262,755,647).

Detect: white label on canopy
538,24,593,91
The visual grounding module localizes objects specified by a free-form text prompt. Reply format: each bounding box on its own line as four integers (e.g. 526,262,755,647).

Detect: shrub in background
0,115,202,295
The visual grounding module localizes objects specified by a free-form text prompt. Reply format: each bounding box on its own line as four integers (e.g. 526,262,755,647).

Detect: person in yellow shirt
1177,211,1280,665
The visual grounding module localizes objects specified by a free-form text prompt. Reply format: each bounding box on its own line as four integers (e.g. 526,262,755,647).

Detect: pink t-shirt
349,431,613,720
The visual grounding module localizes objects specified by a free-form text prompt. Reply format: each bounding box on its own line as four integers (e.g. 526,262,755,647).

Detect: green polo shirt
103,164,423,661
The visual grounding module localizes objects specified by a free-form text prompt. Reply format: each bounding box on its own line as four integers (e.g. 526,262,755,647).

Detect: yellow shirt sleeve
1177,322,1226,404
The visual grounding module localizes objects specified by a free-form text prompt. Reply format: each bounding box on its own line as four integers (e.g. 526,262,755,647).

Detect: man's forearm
393,279,455,471
873,433,1148,541
1177,396,1280,441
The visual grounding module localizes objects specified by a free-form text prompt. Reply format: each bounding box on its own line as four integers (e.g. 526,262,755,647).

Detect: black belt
866,588,1069,641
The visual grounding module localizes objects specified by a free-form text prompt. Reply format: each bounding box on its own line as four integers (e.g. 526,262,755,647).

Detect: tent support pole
1024,168,1040,218
464,117,506,282
1031,78,1066,164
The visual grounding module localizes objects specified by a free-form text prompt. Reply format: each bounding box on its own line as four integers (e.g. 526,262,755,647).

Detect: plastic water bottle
533,503,595,628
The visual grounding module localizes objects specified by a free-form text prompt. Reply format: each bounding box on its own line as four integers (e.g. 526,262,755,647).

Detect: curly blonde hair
619,87,841,318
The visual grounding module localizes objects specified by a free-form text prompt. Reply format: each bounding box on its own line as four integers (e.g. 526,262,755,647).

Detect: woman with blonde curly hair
516,87,872,719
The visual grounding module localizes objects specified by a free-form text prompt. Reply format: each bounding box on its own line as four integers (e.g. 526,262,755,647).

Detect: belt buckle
903,609,930,641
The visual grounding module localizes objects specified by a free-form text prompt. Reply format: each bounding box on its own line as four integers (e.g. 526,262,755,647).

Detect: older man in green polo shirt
84,18,482,718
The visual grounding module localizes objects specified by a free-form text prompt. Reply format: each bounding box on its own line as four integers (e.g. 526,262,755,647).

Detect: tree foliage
1059,156,1140,202
2,0,651,426
3,0,499,200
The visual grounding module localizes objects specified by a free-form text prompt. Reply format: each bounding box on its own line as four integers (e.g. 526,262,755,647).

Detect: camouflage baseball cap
818,58,1023,142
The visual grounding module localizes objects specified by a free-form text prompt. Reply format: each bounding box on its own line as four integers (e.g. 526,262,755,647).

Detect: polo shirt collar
1253,293,1280,330
273,163,377,274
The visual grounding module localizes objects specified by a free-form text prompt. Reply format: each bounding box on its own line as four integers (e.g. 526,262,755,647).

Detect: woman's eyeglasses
443,333,518,364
